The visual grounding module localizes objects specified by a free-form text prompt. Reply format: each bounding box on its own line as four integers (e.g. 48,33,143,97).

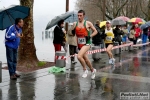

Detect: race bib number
106,36,112,41
78,37,86,44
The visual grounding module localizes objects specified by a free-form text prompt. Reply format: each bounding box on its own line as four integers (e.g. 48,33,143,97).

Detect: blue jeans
142,34,148,44
142,34,148,48
6,46,18,76
122,36,127,43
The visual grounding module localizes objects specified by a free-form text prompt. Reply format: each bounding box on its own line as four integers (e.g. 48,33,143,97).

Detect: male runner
104,21,115,64
72,10,97,79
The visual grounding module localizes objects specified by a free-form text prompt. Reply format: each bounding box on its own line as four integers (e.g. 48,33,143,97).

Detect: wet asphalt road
1,46,150,100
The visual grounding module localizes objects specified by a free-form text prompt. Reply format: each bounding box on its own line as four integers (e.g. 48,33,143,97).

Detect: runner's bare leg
106,44,113,58
83,53,94,72
77,45,93,71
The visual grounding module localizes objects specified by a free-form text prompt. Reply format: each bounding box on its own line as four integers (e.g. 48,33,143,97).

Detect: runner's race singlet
104,28,114,44
75,21,91,49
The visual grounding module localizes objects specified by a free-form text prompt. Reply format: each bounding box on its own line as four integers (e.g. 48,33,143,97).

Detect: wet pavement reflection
1,47,150,100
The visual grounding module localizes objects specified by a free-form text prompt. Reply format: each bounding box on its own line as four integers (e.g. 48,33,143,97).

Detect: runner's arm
88,22,97,37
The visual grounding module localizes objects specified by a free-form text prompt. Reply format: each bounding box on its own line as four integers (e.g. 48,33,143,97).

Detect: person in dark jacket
53,20,65,62
92,20,104,46
142,28,148,48
113,25,124,52
53,20,65,52
5,18,23,80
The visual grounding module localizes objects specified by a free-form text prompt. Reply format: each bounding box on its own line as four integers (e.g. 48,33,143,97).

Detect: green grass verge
38,61,46,67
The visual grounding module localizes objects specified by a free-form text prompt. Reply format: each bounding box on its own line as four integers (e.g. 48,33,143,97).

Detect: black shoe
15,73,21,78
10,75,17,80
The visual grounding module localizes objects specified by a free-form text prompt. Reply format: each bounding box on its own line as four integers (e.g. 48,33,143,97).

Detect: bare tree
148,0,150,20
76,0,103,23
76,0,149,21
139,0,150,20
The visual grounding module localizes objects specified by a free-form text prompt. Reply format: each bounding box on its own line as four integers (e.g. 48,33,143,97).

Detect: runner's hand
112,38,115,42
85,36,91,42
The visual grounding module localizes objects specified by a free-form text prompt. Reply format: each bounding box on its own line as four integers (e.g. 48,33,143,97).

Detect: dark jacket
113,27,124,42
53,26,65,44
143,28,148,35
92,24,104,45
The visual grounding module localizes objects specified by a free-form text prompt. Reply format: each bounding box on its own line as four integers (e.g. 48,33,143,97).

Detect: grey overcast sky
0,0,77,30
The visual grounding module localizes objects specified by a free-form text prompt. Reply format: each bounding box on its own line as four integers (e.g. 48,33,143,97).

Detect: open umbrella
65,12,77,23
140,24,149,30
0,5,30,30
140,21,150,30
115,16,130,22
111,19,126,26
99,21,106,28
140,19,146,24
46,11,74,30
145,21,150,26
128,18,146,24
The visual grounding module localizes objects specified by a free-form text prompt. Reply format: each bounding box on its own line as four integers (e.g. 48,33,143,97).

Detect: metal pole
65,0,69,32
0,61,2,83
66,0,69,12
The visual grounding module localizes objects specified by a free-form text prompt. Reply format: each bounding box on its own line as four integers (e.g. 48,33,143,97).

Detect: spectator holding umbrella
134,24,142,44
129,26,136,44
53,20,65,61
5,18,23,80
142,28,148,44
140,23,150,45
113,25,124,52
111,19,125,52
0,5,30,80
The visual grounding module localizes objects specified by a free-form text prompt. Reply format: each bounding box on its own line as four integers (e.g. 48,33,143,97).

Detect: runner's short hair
78,10,85,15
15,18,22,25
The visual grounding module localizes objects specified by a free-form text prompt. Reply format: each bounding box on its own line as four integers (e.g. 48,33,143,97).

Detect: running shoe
82,69,88,78
109,59,112,64
91,69,97,79
111,58,116,64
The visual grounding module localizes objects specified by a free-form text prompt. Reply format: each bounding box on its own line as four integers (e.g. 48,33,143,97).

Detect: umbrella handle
15,29,23,38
